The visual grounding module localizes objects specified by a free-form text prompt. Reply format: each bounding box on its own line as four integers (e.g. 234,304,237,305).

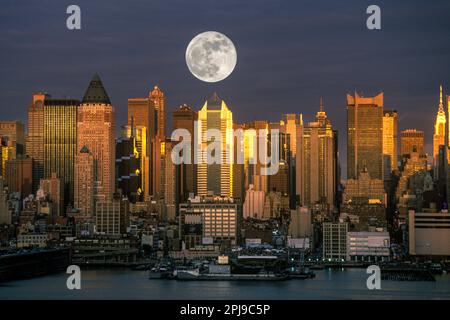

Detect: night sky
1,0,449,177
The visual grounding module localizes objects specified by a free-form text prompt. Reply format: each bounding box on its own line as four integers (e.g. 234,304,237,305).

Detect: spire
439,84,444,112
320,97,324,112
82,73,111,104
206,92,222,110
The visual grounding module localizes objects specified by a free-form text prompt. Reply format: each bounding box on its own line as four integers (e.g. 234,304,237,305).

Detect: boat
176,268,289,281
287,267,315,279
148,267,174,279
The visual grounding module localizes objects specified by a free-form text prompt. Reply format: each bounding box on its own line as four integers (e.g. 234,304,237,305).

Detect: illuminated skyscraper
347,92,384,180
75,74,115,211
27,93,49,192
128,88,158,198
433,85,446,169
268,121,290,195
197,93,233,197
1,141,16,178
116,124,141,203
233,123,246,203
161,139,176,221
282,114,302,157
0,121,25,155
74,146,94,215
243,120,269,193
121,124,149,200
298,100,336,210
400,129,424,157
382,109,398,178
150,85,166,139
43,98,79,208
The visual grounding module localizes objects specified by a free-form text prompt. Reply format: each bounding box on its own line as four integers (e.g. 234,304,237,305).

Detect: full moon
185,31,237,83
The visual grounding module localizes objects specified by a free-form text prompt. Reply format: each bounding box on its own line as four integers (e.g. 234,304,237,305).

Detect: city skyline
1,1,450,304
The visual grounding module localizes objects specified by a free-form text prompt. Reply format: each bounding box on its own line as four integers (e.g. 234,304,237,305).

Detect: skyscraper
268,121,290,195
197,93,233,197
172,104,198,200
75,74,115,211
243,120,270,193
282,114,302,157
161,139,176,221
297,100,336,210
128,87,158,198
39,173,63,217
27,93,49,192
43,98,79,209
121,124,149,200
0,121,25,155
150,85,166,139
116,125,141,203
347,92,384,180
400,129,424,157
74,146,94,215
433,85,446,170
5,156,33,198
382,110,398,177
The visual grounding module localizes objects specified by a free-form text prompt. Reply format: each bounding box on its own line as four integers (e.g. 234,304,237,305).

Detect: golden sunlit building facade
400,129,424,157
298,102,336,210
43,99,79,209
243,120,269,193
382,110,398,178
433,85,446,167
75,74,115,214
27,93,49,192
197,93,233,197
150,85,166,139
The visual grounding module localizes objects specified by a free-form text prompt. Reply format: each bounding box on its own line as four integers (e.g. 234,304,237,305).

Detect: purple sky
1,0,449,177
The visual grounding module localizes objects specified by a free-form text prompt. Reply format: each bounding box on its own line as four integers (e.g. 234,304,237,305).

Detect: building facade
172,104,198,201
27,93,49,192
197,93,234,197
43,98,79,208
323,222,348,261
382,109,398,177
298,102,336,210
408,210,450,257
0,121,25,155
75,74,115,207
400,129,424,157
433,85,446,177
347,92,384,180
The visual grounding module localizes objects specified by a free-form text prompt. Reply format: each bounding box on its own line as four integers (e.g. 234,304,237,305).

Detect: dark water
1,268,449,300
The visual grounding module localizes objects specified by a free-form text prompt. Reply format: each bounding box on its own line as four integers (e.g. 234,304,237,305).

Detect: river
1,268,449,299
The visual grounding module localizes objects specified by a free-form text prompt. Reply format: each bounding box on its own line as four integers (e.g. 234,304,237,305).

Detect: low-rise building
347,231,390,262
323,222,348,261
408,210,450,257
17,234,48,248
